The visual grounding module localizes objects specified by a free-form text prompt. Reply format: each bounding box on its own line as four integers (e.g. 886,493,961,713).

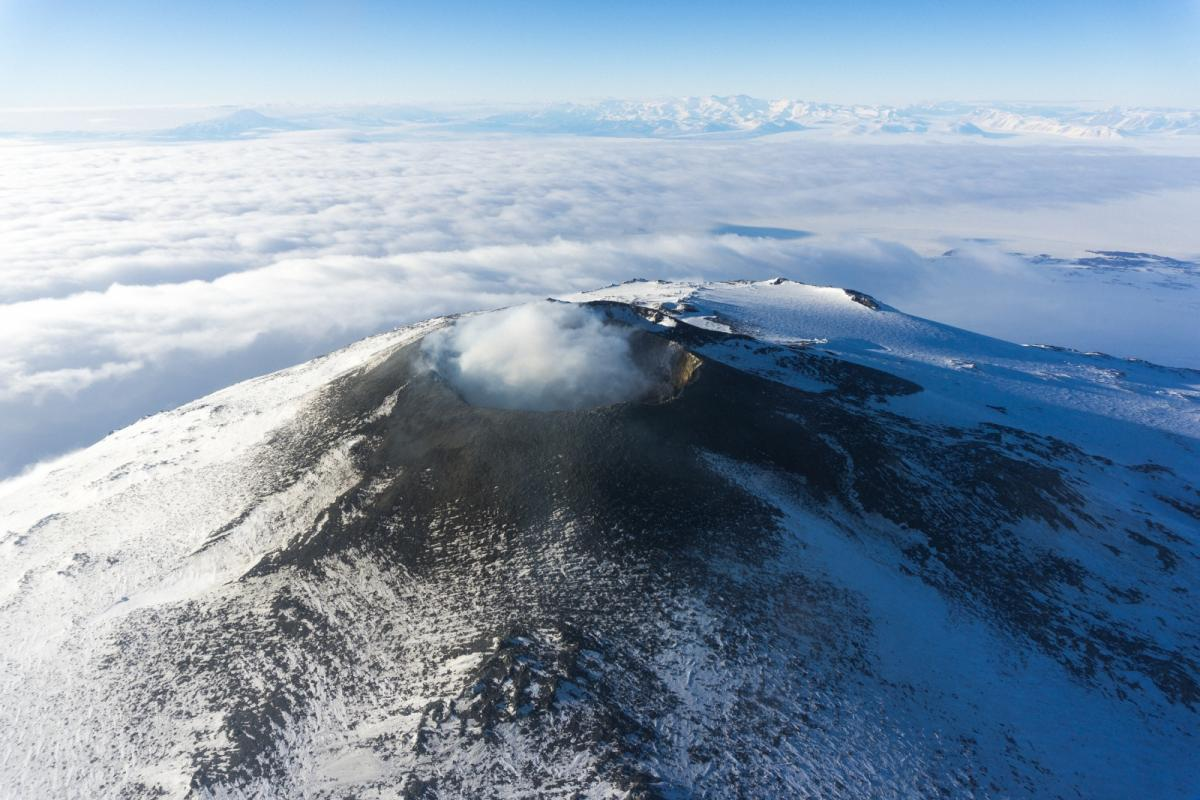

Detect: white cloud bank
1,131,1198,475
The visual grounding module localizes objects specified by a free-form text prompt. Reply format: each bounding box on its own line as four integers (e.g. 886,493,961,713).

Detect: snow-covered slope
1,280,1197,798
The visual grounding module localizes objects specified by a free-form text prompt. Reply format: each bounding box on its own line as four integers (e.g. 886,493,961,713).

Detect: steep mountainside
1,280,1197,798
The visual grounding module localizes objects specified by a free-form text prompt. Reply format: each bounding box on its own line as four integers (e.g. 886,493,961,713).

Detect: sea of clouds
2,129,1199,476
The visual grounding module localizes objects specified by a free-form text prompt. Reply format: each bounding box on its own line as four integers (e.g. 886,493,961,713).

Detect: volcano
1,279,1197,798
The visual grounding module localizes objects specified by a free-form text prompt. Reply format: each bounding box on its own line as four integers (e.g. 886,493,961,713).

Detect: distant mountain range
8,96,1197,141
149,95,1200,141
466,96,1200,139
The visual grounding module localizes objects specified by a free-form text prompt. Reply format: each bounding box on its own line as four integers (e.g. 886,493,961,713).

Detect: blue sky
1,0,1198,107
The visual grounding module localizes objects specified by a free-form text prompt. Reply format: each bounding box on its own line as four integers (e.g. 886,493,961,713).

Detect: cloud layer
1,131,1198,475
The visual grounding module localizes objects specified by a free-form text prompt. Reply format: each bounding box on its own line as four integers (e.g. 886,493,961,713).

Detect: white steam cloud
422,302,651,411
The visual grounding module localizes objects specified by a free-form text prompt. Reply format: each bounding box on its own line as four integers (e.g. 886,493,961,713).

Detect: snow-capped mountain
162,109,308,140
1,280,1197,798
513,96,940,137
487,96,1200,139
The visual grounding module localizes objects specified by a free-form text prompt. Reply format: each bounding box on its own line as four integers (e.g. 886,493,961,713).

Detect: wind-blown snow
422,302,652,411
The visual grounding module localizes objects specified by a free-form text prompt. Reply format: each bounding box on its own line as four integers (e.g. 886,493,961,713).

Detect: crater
421,301,699,412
